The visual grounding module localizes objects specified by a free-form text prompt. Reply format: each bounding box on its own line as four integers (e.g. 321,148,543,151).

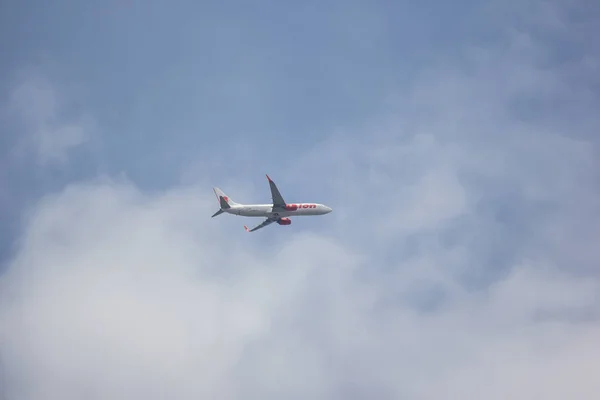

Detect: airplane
211,174,333,232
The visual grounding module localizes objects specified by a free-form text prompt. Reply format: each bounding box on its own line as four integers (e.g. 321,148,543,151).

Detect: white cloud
1,134,599,399
0,181,365,399
7,71,89,165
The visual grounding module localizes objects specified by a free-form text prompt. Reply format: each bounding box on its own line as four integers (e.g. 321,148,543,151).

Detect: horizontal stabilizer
211,209,224,218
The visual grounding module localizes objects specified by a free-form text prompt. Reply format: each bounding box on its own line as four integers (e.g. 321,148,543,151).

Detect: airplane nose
325,206,332,213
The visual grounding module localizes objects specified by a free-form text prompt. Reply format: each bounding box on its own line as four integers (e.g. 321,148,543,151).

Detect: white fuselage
225,203,332,218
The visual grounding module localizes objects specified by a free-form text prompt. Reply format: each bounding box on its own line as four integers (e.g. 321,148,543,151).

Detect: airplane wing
266,174,286,208
244,218,276,232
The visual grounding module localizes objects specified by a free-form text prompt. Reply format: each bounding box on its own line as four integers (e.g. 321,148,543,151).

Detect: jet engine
277,217,291,225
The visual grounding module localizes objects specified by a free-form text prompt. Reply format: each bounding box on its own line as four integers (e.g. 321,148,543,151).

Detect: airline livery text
285,204,316,210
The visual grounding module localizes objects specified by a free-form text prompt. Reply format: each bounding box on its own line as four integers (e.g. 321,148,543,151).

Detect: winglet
244,225,250,232
266,174,272,182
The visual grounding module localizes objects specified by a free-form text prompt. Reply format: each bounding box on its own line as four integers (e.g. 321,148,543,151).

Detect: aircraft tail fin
213,187,238,210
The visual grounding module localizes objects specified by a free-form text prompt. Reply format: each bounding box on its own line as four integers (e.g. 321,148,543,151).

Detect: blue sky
1,1,600,398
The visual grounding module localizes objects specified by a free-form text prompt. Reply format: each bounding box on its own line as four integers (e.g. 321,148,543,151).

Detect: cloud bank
1,1,600,399
7,71,89,165
1,170,599,399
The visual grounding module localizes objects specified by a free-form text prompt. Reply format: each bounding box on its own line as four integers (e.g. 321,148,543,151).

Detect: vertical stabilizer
213,187,238,208
212,187,237,218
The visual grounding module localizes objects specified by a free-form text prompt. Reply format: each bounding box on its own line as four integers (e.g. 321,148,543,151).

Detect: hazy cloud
7,71,89,165
1,172,599,399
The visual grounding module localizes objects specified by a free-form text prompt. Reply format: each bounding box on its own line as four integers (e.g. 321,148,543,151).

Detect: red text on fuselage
284,203,316,211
